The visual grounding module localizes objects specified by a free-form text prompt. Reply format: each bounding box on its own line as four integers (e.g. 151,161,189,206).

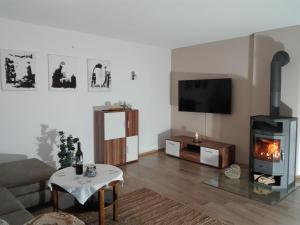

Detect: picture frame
0,49,36,90
87,58,111,92
48,54,78,91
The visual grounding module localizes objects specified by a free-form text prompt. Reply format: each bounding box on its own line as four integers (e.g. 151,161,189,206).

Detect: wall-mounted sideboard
165,136,235,168
94,109,139,165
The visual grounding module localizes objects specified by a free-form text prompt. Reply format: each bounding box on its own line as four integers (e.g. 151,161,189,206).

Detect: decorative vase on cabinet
94,109,139,165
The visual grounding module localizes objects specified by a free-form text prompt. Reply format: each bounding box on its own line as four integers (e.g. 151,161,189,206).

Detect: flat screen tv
178,78,232,114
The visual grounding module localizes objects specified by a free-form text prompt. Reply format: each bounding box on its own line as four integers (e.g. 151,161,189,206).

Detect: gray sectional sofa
0,158,56,225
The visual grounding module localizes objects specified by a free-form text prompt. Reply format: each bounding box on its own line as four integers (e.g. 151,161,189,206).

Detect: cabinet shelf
180,149,200,163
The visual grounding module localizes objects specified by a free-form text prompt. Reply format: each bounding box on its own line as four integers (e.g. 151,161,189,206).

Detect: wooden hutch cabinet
94,109,139,165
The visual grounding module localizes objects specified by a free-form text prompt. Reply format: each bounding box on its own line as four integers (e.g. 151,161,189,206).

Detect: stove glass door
254,137,281,162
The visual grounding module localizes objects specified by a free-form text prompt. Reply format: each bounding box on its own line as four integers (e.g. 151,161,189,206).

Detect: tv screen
178,78,232,114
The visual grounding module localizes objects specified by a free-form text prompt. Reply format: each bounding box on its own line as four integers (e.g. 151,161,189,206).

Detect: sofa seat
0,158,57,224
0,158,56,208
0,158,55,188
0,187,33,225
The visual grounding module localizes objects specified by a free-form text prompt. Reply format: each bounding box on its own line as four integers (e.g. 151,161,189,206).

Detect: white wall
0,18,171,167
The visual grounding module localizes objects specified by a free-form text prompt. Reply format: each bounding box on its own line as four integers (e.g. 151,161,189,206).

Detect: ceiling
0,0,299,49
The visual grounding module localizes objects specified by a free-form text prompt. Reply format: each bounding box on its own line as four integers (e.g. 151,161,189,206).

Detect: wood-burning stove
250,116,297,190
249,50,297,190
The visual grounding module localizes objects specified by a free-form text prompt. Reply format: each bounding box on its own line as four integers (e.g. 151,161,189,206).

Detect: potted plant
57,131,79,169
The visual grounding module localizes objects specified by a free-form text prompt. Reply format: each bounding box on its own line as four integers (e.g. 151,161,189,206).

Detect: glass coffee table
49,164,123,225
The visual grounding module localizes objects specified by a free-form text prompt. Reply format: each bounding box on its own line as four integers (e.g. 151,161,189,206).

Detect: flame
254,138,280,162
267,142,280,159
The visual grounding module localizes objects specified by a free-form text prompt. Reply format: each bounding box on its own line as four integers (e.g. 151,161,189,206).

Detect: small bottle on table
75,142,83,175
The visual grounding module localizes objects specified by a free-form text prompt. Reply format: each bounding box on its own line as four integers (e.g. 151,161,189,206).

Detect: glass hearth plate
204,167,300,205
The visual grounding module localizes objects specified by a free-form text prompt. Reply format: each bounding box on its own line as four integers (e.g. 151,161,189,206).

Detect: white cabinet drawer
165,140,180,157
200,147,219,167
126,136,138,162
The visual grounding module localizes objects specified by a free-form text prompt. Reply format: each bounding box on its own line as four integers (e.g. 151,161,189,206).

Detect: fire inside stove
254,138,281,162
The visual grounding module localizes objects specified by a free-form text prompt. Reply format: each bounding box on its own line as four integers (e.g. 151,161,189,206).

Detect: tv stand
165,136,235,168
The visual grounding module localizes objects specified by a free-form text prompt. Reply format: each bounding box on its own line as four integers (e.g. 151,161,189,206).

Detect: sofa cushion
9,182,48,197
0,187,24,216
0,209,33,225
0,158,56,188
17,189,52,209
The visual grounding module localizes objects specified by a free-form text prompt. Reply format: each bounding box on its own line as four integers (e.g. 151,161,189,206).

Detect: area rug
34,188,228,225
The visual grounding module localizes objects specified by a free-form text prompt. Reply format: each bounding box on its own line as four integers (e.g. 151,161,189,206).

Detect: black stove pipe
270,51,290,117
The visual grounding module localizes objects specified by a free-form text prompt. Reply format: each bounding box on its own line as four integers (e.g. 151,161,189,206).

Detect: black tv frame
178,78,232,114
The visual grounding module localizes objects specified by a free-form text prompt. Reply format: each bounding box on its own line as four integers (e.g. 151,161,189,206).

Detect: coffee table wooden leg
98,188,105,225
113,183,119,222
52,189,59,212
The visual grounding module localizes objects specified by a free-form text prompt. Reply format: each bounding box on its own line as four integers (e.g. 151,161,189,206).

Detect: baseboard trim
139,148,165,157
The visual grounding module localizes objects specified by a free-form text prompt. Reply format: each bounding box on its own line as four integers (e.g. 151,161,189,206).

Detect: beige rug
35,188,228,225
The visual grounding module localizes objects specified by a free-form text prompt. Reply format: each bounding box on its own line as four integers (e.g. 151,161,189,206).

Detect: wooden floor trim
139,148,165,157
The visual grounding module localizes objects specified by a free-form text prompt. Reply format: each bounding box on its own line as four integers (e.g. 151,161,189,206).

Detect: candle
195,132,199,142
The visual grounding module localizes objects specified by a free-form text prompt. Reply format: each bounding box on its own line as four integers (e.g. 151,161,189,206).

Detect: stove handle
281,152,285,161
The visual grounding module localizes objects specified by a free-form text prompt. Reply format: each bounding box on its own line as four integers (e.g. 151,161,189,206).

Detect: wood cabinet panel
104,138,126,165
126,110,138,137
94,111,104,163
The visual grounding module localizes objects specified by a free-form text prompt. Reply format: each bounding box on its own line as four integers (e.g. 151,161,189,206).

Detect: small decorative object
131,71,137,80
75,142,83,175
57,131,79,169
224,164,241,179
87,59,111,91
193,132,201,143
120,101,132,110
85,164,97,177
120,101,127,110
48,54,77,90
0,49,36,90
108,101,132,111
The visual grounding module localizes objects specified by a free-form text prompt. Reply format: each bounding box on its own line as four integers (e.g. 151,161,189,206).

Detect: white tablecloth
48,164,123,205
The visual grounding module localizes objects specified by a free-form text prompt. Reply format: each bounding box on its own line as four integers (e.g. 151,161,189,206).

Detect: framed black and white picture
0,49,36,90
87,59,111,92
48,54,77,91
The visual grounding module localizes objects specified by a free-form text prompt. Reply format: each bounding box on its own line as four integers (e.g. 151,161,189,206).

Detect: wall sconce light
131,71,137,80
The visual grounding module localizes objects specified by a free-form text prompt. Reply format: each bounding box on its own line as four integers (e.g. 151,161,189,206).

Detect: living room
1,1,300,225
